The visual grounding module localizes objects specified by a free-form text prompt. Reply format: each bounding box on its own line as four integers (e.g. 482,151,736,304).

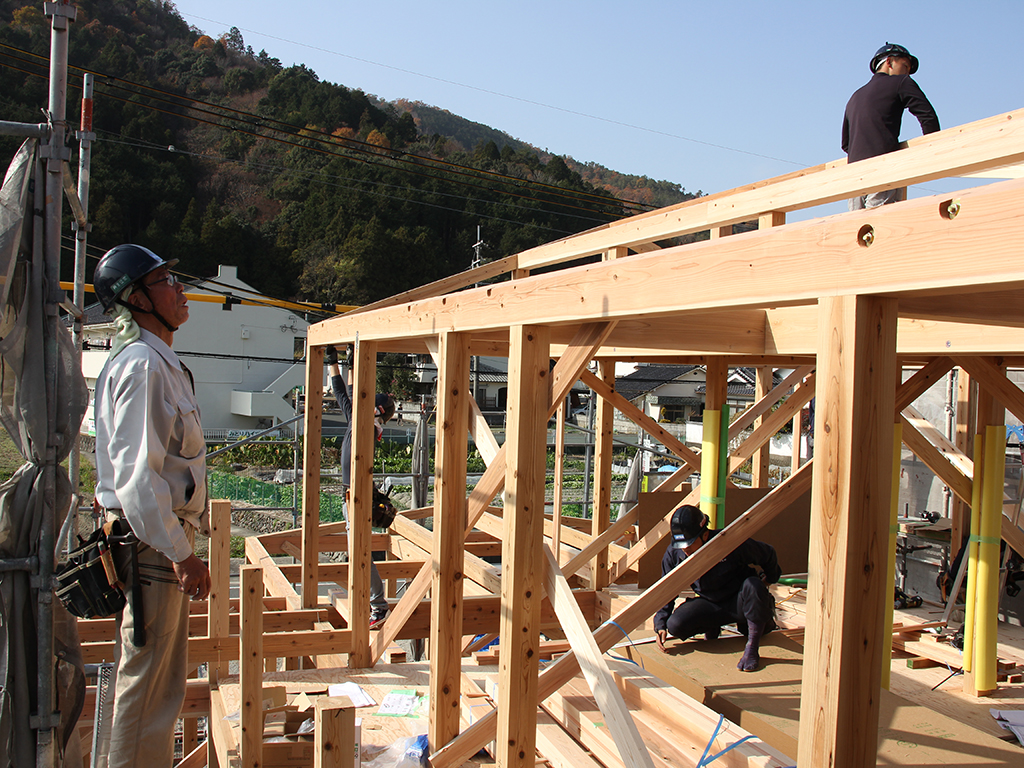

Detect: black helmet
870,42,918,75
670,504,708,549
93,244,178,313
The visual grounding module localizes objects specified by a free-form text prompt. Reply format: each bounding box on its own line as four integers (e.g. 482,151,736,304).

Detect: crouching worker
654,505,779,672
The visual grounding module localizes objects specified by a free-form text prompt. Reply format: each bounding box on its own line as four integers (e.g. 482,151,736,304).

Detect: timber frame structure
299,107,1024,768
72,108,1024,768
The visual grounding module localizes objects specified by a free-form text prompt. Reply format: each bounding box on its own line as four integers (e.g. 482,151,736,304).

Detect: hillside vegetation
0,0,699,306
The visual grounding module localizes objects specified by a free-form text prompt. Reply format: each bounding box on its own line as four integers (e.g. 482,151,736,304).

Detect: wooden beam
244,536,301,611
496,324,550,768
431,461,814,768
541,546,655,768
955,355,1024,425
312,126,1024,349
894,357,954,412
302,346,325,610
899,405,974,505
348,339,377,667
798,295,898,768
430,331,471,749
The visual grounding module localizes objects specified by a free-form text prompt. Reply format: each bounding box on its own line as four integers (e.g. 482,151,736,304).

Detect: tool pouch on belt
371,485,397,529
55,519,139,628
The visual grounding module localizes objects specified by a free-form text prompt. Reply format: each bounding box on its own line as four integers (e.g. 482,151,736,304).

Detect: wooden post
208,499,231,682
302,345,324,611
790,412,802,473
496,325,550,768
430,332,470,750
315,696,356,768
591,360,615,590
349,339,378,668
798,295,897,768
752,367,773,487
240,566,264,768
882,423,902,690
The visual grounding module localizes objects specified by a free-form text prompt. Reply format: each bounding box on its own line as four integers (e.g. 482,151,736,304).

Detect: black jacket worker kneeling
653,505,780,672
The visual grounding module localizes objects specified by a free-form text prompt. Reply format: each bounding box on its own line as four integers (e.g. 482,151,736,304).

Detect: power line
0,42,648,219
179,11,808,169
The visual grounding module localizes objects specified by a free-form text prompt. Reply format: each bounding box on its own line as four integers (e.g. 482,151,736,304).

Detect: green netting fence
208,470,347,522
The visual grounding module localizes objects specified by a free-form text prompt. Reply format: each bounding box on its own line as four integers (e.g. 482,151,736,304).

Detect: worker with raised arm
842,42,940,209
325,344,396,628
654,505,779,672
92,244,211,767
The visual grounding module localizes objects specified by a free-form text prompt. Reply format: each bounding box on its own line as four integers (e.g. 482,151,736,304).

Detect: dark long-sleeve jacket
653,530,780,632
330,373,355,487
842,73,939,163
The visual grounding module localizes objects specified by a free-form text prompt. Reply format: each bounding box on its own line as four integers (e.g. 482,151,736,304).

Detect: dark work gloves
324,345,339,366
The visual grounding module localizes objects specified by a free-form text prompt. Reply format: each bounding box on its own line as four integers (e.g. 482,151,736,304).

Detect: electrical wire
0,42,649,219
179,11,807,170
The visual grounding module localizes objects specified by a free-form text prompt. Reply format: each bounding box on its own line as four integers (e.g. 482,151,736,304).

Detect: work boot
737,622,766,672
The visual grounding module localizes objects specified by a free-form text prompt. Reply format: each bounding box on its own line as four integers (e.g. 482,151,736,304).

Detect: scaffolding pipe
36,5,73,764
0,120,48,137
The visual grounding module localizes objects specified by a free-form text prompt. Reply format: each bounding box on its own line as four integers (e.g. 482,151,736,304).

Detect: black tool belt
55,517,147,646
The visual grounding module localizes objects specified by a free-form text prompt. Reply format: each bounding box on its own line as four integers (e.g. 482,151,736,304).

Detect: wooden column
315,696,356,768
752,367,773,487
591,359,615,590
496,325,550,768
240,566,264,768
208,499,231,682
349,339,378,668
798,295,898,768
430,332,470,749
302,346,325,610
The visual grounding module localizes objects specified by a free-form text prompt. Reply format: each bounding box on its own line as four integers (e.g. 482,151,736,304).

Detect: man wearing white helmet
92,244,210,767
842,42,940,209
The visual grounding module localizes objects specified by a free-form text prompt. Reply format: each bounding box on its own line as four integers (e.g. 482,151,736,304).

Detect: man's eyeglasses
144,272,178,288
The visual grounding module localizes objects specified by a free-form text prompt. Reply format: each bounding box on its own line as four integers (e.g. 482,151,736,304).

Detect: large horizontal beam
310,177,1024,347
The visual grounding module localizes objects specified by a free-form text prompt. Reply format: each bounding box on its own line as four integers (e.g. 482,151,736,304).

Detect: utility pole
471,226,484,407
67,72,94,548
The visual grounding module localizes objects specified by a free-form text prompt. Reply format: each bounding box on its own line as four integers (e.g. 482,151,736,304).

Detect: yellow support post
974,425,1005,695
882,423,902,690
963,440,984,674
700,408,721,526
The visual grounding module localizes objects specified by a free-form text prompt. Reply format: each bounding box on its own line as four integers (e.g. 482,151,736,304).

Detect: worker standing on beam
325,344,396,628
92,244,211,768
842,42,940,209
654,505,780,672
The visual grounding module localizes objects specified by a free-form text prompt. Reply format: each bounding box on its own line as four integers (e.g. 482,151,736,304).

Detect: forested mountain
0,0,699,305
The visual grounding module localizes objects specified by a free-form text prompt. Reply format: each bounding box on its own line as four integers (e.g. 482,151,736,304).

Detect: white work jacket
94,329,207,563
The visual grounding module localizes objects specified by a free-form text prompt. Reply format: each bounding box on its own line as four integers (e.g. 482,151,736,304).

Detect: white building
80,265,312,441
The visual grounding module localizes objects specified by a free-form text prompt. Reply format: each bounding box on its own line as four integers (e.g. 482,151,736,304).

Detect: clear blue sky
169,1,1021,217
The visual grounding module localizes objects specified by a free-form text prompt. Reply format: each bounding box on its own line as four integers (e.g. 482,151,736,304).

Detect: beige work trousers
106,526,192,768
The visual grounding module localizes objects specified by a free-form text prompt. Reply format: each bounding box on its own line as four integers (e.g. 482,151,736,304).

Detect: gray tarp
0,139,89,767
